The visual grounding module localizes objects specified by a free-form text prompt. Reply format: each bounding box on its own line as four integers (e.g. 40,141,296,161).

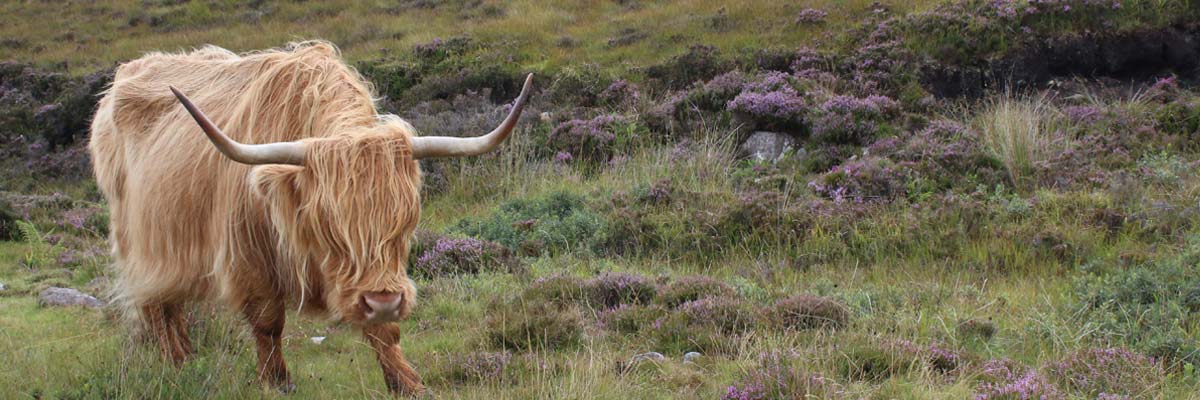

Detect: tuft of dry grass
973,93,1071,190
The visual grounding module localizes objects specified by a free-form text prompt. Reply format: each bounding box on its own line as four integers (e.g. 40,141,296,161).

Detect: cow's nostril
362,291,403,315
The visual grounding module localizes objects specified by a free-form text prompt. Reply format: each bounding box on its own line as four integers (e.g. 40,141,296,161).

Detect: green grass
5,0,1200,398
5,128,1200,397
0,0,941,76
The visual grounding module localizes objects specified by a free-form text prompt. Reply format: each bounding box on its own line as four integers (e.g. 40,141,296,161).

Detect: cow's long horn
410,73,534,159
169,86,307,166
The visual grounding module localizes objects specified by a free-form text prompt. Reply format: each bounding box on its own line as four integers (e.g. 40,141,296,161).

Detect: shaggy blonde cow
88,41,532,395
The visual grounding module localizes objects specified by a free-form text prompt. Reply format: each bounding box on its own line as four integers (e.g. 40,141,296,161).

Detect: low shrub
1073,237,1200,348
770,294,850,330
808,156,907,202
598,79,641,108
836,339,918,382
485,300,583,351
548,114,637,163
675,297,757,334
546,64,610,107
585,272,657,309
868,119,1006,192
454,191,606,255
1046,347,1165,398
522,275,590,306
657,275,736,308
0,197,18,241
441,351,515,383
599,304,664,334
404,63,524,105
723,351,844,400
725,71,807,133
411,236,518,277
974,358,1065,400
649,298,755,355
645,45,731,90
810,94,899,145
795,8,828,25
685,71,747,111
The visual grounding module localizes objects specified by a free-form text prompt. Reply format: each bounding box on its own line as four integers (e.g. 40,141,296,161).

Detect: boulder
38,287,103,309
739,131,799,162
629,352,666,364
683,351,703,363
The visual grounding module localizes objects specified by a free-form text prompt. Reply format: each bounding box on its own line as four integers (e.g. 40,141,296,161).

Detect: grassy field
4,0,1200,399
0,0,938,76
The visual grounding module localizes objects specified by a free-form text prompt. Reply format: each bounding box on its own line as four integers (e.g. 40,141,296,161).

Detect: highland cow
88,41,532,395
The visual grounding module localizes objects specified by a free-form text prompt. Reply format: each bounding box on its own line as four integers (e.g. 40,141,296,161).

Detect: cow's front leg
241,297,293,393
362,323,425,396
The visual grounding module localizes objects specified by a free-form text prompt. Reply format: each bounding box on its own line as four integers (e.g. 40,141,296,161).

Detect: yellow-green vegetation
0,0,938,76
5,0,1200,399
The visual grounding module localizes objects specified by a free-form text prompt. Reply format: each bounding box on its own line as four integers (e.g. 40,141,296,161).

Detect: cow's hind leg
362,323,425,396
240,296,293,393
142,302,194,365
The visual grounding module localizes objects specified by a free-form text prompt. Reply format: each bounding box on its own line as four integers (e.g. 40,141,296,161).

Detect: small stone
0,282,6,291
311,336,326,345
739,131,800,162
38,287,104,308
629,352,666,364
683,351,702,363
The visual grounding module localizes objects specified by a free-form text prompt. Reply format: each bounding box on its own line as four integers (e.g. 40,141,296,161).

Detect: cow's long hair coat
89,41,421,325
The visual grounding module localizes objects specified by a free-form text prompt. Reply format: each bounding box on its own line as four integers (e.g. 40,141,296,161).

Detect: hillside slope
3,0,1200,399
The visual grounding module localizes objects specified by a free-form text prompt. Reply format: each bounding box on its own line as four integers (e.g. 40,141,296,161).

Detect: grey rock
739,131,800,162
683,351,702,363
38,287,104,309
629,352,666,364
0,282,6,291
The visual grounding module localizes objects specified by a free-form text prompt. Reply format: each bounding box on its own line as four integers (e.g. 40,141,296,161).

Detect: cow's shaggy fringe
89,40,422,327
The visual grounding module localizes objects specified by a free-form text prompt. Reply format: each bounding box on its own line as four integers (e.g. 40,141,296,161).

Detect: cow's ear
249,165,304,200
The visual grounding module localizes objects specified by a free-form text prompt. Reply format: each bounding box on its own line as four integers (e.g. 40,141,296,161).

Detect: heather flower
412,236,515,277
809,156,907,202
639,179,673,204
554,151,573,163
549,114,627,162
599,79,641,107
789,46,824,75
585,272,657,309
675,297,756,334
644,91,685,133
867,119,1006,190
1046,347,1165,398
795,8,828,24
726,90,806,132
413,38,445,58
1063,105,1104,124
810,95,899,144
975,358,1065,400
685,70,747,111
